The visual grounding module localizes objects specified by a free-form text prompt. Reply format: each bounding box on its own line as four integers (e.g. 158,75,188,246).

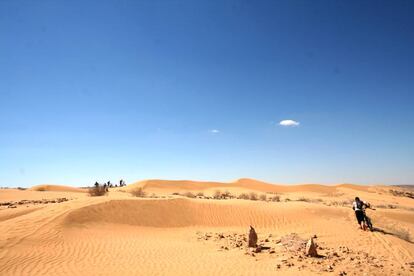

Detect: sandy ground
1,179,413,275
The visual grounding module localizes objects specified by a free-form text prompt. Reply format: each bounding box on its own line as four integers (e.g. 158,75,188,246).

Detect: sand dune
64,198,347,228
125,178,372,194
1,180,413,275
29,184,86,193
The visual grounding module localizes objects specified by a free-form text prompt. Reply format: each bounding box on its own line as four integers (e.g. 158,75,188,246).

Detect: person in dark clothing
352,197,369,230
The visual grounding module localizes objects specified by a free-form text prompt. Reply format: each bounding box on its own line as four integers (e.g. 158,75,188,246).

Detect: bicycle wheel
365,216,373,231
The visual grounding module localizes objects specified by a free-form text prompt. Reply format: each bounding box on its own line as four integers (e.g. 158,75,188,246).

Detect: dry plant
238,193,249,200
376,204,397,209
130,187,146,197
259,194,267,201
297,197,310,202
249,192,258,201
213,190,222,199
269,195,280,202
222,190,232,199
88,186,107,197
183,191,196,198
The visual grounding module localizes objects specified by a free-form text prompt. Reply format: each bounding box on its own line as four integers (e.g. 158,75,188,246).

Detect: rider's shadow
371,227,414,244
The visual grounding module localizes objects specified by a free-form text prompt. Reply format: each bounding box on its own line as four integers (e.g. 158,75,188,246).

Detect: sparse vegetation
249,192,258,201
172,192,180,195
196,192,204,197
237,193,249,200
390,189,414,199
269,195,280,202
130,187,146,197
259,194,267,201
222,190,232,199
297,197,324,204
297,197,310,202
213,190,222,199
376,204,397,209
212,190,234,199
88,185,108,197
329,199,353,207
183,191,196,198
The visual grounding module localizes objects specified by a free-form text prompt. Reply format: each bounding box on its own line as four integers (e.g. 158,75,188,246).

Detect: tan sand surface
1,179,413,275
29,184,87,193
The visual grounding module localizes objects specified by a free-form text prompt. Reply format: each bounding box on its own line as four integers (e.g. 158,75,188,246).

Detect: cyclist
352,197,370,230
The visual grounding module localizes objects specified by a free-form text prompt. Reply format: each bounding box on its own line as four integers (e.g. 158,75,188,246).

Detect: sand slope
0,181,413,275
29,184,86,193
125,178,373,194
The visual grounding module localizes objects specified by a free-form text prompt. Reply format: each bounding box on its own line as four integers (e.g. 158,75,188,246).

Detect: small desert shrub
390,189,414,199
269,195,280,202
222,190,232,199
183,191,196,198
172,192,180,195
297,197,323,203
238,193,249,200
130,187,146,197
297,197,310,202
213,190,222,199
88,186,107,197
196,192,204,197
331,199,353,207
387,204,397,209
341,200,353,207
249,192,258,201
36,187,46,192
259,194,267,201
285,198,291,202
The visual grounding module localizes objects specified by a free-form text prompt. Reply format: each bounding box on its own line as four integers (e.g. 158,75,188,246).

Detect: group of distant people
94,179,126,192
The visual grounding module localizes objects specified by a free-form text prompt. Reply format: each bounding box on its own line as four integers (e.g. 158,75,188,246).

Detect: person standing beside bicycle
352,197,370,230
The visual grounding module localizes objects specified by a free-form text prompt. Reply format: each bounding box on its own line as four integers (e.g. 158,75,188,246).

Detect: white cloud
279,120,300,127
209,129,220,133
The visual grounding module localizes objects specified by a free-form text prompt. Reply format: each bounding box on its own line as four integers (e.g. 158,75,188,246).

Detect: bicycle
362,204,375,231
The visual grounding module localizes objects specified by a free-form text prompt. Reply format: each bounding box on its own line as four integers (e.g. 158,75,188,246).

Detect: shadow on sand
371,227,413,244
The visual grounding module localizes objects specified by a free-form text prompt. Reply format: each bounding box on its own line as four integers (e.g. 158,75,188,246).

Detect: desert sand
1,179,413,275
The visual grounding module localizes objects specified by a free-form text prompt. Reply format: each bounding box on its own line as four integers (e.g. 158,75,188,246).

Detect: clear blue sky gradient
1,0,413,187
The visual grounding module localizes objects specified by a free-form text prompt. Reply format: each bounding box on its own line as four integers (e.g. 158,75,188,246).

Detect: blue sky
1,0,413,187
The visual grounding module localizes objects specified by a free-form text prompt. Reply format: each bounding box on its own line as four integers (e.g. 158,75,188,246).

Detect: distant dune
124,178,373,194
29,184,86,193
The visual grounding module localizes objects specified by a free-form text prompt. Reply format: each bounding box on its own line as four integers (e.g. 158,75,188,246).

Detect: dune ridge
29,185,86,193
124,178,374,194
